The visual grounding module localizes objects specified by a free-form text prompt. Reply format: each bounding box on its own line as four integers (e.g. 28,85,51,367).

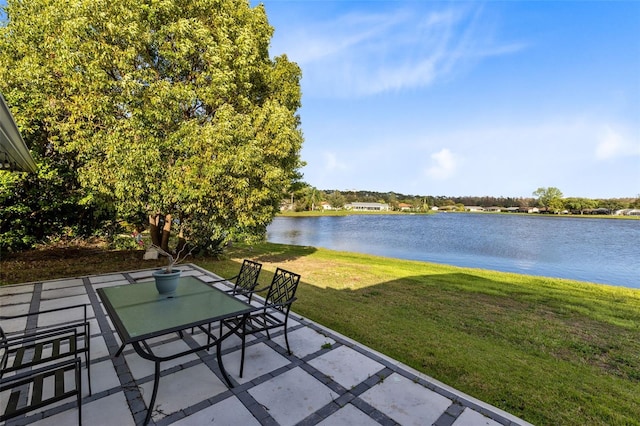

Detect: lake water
266,213,640,289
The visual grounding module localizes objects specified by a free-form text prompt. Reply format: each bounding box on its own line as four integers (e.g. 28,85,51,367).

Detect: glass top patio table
98,276,253,342
97,275,254,425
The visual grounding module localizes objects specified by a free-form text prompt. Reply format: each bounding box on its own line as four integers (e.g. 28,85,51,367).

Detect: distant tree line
286,184,640,214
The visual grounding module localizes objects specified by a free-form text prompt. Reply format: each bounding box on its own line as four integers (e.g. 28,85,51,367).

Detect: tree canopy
533,187,564,212
0,0,303,251
564,197,597,215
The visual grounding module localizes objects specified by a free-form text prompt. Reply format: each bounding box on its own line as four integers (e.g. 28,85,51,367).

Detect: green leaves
0,0,303,249
532,187,564,212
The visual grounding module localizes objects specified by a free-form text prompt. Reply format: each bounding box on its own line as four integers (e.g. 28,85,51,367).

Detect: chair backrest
232,259,262,297
265,268,301,313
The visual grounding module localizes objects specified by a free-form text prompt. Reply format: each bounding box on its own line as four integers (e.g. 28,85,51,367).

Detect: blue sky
255,0,640,199
2,1,638,198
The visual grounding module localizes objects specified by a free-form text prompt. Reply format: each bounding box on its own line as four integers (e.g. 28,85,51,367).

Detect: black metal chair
221,267,301,377
190,260,263,339
1,304,90,424
211,259,263,302
0,357,82,424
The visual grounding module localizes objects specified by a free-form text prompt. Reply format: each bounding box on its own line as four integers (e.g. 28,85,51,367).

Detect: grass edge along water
212,242,640,426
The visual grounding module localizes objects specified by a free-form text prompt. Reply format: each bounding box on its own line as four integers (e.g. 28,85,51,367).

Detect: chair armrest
209,274,239,284
0,357,81,387
254,284,272,293
261,297,298,312
240,283,271,297
225,286,257,296
1,322,90,376
0,304,88,322
4,321,88,347
222,298,297,321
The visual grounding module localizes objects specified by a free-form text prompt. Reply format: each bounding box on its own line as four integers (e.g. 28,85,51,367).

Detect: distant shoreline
278,210,640,220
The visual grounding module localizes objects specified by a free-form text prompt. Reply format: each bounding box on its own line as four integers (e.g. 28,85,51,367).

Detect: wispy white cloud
323,151,348,171
281,10,406,65
595,125,640,160
271,4,526,97
408,118,639,196
425,148,457,180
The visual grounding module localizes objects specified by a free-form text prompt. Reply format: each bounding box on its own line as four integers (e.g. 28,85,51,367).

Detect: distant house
397,203,412,211
505,206,539,213
320,201,333,210
584,208,611,215
616,209,640,216
464,206,485,212
485,206,502,212
519,207,539,213
345,202,389,211
280,200,293,211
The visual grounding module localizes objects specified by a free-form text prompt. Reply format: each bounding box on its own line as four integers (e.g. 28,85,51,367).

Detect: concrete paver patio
0,264,532,426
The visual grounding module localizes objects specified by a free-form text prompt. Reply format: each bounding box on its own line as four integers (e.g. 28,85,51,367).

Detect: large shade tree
0,0,303,252
533,187,564,213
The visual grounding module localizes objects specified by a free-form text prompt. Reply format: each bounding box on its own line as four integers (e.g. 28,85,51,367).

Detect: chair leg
86,353,92,396
283,319,292,355
239,323,247,378
86,326,92,396
76,359,83,426
207,323,212,348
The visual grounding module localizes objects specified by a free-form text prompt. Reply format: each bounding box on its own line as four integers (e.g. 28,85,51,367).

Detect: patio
1,264,531,426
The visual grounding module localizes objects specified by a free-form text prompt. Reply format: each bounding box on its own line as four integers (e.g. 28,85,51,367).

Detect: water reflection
283,229,302,244
267,214,640,288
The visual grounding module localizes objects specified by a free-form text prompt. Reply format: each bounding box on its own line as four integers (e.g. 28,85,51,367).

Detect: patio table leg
115,343,126,357
145,360,161,426
130,317,248,425
216,339,233,388
131,341,162,426
213,313,249,386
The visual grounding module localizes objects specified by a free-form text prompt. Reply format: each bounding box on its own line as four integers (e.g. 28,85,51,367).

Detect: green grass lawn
204,243,640,426
2,241,639,425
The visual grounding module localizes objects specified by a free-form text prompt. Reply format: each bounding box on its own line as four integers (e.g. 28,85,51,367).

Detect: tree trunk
176,218,187,254
161,214,172,252
149,214,161,246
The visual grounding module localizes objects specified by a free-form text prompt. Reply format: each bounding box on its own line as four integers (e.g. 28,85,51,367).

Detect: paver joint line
334,392,356,407
445,402,465,417
433,412,458,426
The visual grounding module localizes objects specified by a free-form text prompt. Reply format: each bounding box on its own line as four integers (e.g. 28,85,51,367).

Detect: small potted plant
151,244,194,295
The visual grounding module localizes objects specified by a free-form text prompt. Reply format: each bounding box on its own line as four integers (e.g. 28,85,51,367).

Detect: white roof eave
0,93,37,173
